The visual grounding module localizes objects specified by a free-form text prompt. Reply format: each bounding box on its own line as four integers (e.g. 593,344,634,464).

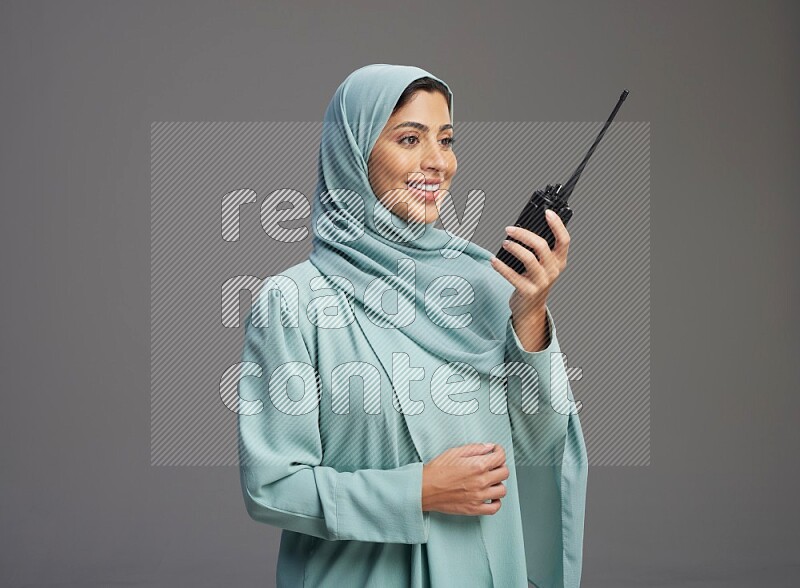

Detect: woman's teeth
407,182,440,192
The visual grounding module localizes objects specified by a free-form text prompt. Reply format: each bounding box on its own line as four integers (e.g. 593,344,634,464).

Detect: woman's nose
420,140,447,172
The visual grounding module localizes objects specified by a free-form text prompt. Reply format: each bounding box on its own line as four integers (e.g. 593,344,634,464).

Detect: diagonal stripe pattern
151,121,649,466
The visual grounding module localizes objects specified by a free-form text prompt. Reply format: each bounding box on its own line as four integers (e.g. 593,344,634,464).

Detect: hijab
308,63,514,377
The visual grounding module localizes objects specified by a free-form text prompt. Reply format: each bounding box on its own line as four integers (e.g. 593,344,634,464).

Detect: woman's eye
398,135,456,148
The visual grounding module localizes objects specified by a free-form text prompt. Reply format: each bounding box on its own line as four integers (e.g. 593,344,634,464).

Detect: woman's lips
407,183,441,202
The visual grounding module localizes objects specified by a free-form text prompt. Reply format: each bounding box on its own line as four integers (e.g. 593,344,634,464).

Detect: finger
491,444,506,463
490,255,529,290
544,209,571,264
480,447,506,471
506,225,557,273
500,239,546,281
447,443,495,461
487,465,510,485
485,482,508,501
476,498,502,515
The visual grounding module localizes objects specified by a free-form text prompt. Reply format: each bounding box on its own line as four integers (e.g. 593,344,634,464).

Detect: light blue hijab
308,63,514,373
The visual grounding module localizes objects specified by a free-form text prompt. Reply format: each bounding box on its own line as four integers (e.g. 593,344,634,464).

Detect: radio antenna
556,89,629,204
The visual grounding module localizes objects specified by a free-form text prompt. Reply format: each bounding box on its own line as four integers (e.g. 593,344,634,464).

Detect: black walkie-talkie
496,90,629,274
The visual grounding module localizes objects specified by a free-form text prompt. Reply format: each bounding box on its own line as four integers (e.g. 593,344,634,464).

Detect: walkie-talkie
496,90,629,274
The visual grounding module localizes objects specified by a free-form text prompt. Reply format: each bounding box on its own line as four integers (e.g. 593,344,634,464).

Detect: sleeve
237,288,430,544
505,306,589,588
504,305,581,465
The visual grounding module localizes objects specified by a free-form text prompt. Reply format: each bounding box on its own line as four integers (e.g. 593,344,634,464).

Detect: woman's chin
398,200,437,226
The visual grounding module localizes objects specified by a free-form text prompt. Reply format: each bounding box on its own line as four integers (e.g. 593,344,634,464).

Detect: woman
238,64,587,587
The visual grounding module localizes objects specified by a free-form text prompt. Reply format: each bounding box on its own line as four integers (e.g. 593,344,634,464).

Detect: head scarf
308,63,514,374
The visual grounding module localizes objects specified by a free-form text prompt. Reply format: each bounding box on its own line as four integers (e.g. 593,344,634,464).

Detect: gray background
1,0,797,587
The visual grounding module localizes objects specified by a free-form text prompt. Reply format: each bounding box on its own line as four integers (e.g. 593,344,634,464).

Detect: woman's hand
422,443,509,516
490,209,571,351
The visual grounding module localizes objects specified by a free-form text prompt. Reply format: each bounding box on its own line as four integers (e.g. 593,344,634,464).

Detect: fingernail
483,443,494,449
545,209,555,220
502,240,511,249
505,226,516,234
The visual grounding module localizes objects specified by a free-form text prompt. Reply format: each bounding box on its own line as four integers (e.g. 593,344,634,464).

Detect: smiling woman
367,78,456,225
237,64,587,588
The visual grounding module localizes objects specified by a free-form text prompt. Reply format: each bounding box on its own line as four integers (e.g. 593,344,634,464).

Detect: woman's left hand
490,209,570,351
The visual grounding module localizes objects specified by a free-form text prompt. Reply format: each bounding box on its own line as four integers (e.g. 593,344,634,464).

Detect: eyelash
398,135,455,148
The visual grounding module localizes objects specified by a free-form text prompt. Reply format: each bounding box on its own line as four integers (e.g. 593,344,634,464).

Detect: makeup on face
368,91,457,225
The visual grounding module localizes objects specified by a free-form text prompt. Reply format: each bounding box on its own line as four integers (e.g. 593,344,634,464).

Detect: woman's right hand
421,443,509,516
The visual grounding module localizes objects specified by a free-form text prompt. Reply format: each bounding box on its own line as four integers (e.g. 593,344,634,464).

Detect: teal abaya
238,64,588,588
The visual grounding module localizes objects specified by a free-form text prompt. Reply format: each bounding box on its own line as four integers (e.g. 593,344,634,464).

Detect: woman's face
367,90,457,225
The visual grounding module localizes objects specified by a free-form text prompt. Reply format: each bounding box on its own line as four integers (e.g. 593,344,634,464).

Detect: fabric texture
238,63,588,587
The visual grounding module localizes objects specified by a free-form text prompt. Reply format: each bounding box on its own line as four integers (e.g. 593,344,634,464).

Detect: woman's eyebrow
391,122,454,133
